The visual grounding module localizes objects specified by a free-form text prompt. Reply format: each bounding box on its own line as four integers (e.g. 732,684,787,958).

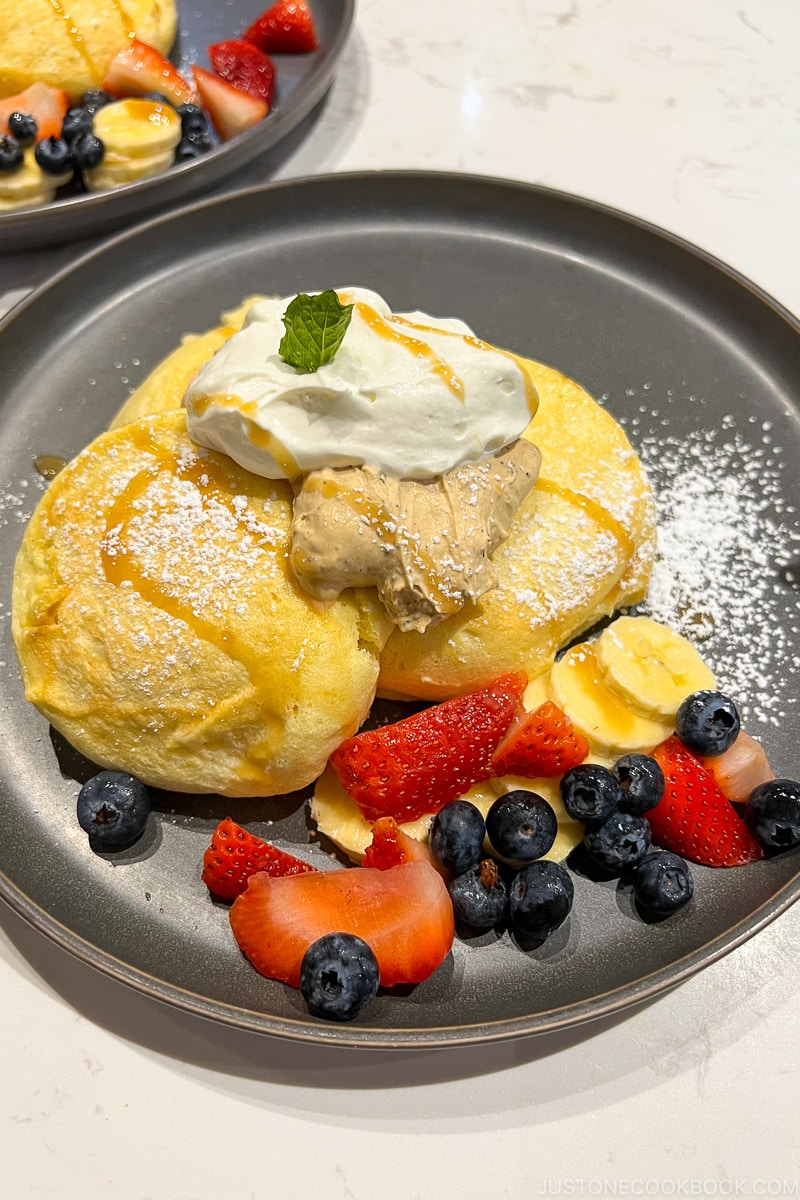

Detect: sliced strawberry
192,65,268,140
243,0,319,54
330,672,527,824
699,730,775,805
363,816,433,870
650,736,764,867
208,40,275,107
491,700,589,778
229,860,454,987
0,83,68,140
202,816,315,901
103,39,195,106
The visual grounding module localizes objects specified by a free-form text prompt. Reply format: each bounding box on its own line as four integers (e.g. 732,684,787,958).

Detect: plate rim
1,169,798,1049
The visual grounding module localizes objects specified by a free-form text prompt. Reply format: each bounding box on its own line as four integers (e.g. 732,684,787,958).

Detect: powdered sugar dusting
624,414,800,727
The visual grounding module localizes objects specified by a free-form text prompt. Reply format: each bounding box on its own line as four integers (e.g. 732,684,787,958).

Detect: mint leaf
279,290,354,372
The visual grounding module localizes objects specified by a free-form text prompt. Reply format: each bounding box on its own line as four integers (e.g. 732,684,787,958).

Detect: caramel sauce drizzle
566,645,641,737
34,454,68,480
391,314,539,416
189,393,302,480
100,425,280,674
44,0,102,81
350,301,466,401
534,478,633,559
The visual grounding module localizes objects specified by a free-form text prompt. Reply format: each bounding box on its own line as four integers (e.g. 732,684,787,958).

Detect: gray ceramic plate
0,0,353,251
0,173,798,1049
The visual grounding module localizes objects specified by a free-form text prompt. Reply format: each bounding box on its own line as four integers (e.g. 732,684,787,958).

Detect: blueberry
583,811,651,873
486,789,557,865
77,771,151,850
61,106,94,144
447,859,508,930
560,763,622,826
71,132,104,170
613,753,665,815
675,690,740,757
80,88,113,114
0,135,23,173
745,779,800,851
7,111,37,146
177,102,210,136
299,932,380,1022
34,136,72,176
429,799,485,874
509,860,574,940
630,851,694,916
174,132,213,162
144,91,173,106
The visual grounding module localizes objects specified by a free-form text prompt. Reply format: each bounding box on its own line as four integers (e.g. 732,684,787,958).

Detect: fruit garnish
630,851,694,915
612,752,665,815
300,932,380,1022
560,763,622,826
582,811,651,874
229,860,454,987
594,615,717,720
329,672,527,823
485,789,558,866
362,815,433,869
447,859,508,930
699,730,774,805
208,40,276,107
103,40,195,107
429,799,486,874
509,860,574,940
675,689,740,757
191,66,268,141
243,0,320,54
77,771,151,852
491,700,589,778
649,736,764,867
202,816,316,900
0,83,68,141
279,290,354,371
745,779,800,851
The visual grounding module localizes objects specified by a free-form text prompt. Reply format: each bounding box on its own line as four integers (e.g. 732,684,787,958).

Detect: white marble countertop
2,1,799,1196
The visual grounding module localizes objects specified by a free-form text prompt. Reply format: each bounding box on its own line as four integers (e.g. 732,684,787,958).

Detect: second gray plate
0,172,798,1048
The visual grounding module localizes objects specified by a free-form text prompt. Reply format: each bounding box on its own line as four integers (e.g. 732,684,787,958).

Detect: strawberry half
243,0,319,54
491,700,589,778
330,672,527,824
192,65,268,140
0,82,68,140
650,736,764,867
363,816,434,870
208,39,275,107
103,39,195,106
229,860,454,987
202,816,315,901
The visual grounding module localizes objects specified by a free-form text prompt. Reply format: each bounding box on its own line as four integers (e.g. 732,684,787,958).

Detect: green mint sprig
279,290,354,372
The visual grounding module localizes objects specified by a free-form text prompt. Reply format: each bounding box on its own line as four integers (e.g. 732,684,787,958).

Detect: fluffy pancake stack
13,301,656,797
0,0,177,100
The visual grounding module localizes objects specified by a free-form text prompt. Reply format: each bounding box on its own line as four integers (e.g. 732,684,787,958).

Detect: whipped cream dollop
183,287,537,480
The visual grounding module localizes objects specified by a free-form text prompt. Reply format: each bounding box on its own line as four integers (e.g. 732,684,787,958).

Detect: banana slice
311,766,582,864
93,99,182,159
0,150,54,202
549,642,673,757
84,147,176,191
595,615,716,719
310,766,434,862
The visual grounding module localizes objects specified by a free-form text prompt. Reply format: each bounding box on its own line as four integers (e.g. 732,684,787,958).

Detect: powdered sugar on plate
617,402,800,727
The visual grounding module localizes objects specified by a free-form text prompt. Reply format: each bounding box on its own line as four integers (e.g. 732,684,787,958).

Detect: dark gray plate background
0,172,798,1050
0,0,353,251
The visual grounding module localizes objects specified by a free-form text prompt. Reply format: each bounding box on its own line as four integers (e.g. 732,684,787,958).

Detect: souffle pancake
12,411,390,796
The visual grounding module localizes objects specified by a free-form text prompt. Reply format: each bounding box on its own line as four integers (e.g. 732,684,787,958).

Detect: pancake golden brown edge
12,412,390,797
0,0,178,100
